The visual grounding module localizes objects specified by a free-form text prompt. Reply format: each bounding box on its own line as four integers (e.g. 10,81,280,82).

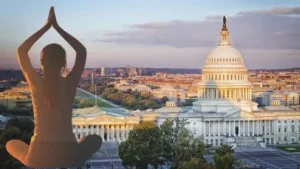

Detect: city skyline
1,0,300,69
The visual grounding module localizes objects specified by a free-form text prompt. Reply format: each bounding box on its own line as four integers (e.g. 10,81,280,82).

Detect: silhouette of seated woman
6,7,102,168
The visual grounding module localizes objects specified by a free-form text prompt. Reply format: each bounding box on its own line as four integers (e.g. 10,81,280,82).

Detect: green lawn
76,89,113,108
277,145,300,152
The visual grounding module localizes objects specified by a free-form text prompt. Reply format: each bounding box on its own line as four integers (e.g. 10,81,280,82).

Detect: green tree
178,158,215,169
0,117,34,169
160,118,206,168
213,145,235,169
118,122,166,169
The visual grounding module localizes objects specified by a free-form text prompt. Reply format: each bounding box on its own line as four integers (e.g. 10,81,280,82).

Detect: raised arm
17,19,51,81
50,7,86,82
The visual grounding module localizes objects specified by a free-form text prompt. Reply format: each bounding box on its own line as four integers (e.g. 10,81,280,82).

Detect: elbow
17,46,27,55
78,47,87,58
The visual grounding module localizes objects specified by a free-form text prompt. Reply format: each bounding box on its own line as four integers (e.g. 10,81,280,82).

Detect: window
284,127,287,132
278,127,281,132
278,137,281,141
284,120,287,123
278,121,281,123
284,137,287,141
291,125,295,132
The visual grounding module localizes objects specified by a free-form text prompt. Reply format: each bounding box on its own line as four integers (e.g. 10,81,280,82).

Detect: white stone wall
183,117,300,147
72,124,135,142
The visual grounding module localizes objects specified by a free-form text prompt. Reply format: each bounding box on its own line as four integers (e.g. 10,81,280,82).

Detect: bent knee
6,139,28,152
6,140,29,164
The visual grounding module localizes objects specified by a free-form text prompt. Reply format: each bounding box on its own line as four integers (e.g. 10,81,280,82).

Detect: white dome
205,46,244,66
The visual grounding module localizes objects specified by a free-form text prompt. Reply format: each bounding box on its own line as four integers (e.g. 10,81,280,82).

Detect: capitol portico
72,16,300,149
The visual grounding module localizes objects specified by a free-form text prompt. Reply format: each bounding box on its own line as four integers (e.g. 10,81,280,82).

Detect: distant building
101,67,105,76
128,67,137,77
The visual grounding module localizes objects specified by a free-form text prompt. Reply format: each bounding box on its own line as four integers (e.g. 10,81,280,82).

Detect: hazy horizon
1,0,300,69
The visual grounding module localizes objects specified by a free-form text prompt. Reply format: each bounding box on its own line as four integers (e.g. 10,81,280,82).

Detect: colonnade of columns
198,88,252,101
203,74,247,81
73,124,135,142
201,119,274,137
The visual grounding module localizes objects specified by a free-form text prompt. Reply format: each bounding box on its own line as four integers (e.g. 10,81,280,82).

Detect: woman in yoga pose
6,7,102,168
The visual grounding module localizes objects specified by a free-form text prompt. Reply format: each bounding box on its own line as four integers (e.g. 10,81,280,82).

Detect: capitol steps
235,136,260,147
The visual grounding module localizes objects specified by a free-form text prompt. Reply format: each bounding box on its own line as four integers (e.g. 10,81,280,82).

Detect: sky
0,0,300,69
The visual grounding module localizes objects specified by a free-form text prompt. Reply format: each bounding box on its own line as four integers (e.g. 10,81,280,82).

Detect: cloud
94,6,300,49
127,22,168,29
237,6,300,16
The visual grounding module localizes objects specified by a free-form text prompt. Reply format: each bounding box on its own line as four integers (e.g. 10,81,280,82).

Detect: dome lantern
220,16,230,46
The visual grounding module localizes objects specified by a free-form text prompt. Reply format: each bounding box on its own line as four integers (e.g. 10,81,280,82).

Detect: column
125,125,128,139
220,89,223,100
91,125,94,135
248,120,250,136
258,120,262,134
112,125,115,141
96,125,100,136
101,125,105,142
233,121,236,136
75,125,79,138
238,121,241,136
281,121,284,139
218,121,220,136
208,121,211,136
252,121,254,136
269,120,271,135
80,126,83,137
203,121,206,137
216,89,219,100
122,125,126,140
229,121,231,136
243,121,245,136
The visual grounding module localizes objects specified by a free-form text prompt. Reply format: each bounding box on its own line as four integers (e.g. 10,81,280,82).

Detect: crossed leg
6,135,102,167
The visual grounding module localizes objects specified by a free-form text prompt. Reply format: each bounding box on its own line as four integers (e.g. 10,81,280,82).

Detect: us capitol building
72,16,300,148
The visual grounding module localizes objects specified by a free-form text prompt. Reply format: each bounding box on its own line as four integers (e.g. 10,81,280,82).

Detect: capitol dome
205,46,244,67
193,16,258,113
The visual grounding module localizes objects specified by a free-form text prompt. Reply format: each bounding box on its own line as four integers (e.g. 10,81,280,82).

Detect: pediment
226,111,240,118
226,111,257,118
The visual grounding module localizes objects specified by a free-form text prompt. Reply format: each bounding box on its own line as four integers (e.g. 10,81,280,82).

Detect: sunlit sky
1,0,300,69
